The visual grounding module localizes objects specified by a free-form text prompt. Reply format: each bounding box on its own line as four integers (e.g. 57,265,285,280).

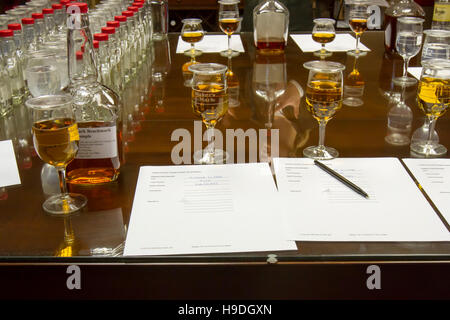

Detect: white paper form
403,159,450,226
273,157,450,241
124,163,296,256
176,34,245,54
290,34,370,53
0,140,21,188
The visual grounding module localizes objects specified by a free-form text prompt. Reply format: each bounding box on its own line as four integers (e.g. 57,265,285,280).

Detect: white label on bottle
76,126,118,159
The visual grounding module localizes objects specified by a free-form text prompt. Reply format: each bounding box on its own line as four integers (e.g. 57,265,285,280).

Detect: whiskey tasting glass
347,0,369,57
303,61,345,160
26,95,87,215
410,59,450,157
393,17,424,86
312,18,336,58
189,63,229,164
421,29,450,65
218,0,241,58
181,18,205,58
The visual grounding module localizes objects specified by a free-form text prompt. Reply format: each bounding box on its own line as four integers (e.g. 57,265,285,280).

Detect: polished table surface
0,31,449,263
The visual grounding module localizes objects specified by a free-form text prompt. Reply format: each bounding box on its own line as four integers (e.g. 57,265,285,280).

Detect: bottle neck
44,15,56,36
0,37,17,57
23,25,37,51
54,9,65,30
68,13,98,83
12,31,23,51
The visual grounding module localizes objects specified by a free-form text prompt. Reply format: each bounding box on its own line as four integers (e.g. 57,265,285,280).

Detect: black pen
314,160,369,199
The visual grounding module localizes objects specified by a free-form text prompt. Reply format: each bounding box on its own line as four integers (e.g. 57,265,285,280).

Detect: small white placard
408,67,423,80
0,140,21,188
290,33,371,52
176,34,245,54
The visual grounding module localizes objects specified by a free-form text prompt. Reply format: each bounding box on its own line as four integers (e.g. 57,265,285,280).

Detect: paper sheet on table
273,157,450,242
403,159,450,226
124,163,296,256
290,33,370,52
176,34,245,53
408,67,422,80
0,140,21,188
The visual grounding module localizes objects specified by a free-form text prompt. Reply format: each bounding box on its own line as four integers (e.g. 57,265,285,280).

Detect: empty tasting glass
393,17,424,86
410,59,450,156
303,60,345,160
181,18,204,58
218,0,241,58
26,94,87,215
312,18,336,58
189,63,229,164
347,0,369,57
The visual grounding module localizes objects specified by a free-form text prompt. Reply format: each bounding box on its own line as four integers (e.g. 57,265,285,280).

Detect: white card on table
290,33,371,52
176,34,245,54
0,140,21,188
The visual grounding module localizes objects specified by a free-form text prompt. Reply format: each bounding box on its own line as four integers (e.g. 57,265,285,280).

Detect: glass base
184,49,203,58
303,145,338,160
43,193,87,216
410,142,447,157
343,96,364,107
220,49,240,58
194,149,229,164
392,76,417,87
385,134,410,146
314,49,332,58
347,49,367,57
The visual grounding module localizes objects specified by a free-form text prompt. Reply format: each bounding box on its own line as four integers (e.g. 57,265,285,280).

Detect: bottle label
433,3,450,22
76,126,118,159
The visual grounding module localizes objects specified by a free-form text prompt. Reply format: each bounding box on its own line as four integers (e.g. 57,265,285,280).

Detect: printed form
403,158,450,226
273,157,450,241
124,163,296,256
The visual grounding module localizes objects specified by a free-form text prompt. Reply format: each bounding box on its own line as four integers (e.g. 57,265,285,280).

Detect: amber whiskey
181,31,204,43
219,18,240,35
349,18,368,35
306,80,343,121
312,32,336,44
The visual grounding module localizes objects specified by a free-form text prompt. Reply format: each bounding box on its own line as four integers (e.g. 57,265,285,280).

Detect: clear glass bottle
65,2,122,185
151,0,168,40
0,55,13,117
122,10,139,75
21,18,38,53
101,26,122,93
114,15,131,84
7,23,27,91
52,3,66,35
253,0,289,54
94,32,112,89
42,8,57,39
432,0,450,30
383,0,425,54
31,13,46,46
0,29,25,106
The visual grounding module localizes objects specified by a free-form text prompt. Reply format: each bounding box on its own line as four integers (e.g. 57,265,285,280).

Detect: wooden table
0,31,449,300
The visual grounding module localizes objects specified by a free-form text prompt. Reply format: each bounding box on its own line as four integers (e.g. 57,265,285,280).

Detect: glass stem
355,34,360,52
191,43,195,56
228,34,231,53
403,56,411,78
426,117,437,148
318,121,327,151
321,43,325,53
205,123,215,156
57,167,68,196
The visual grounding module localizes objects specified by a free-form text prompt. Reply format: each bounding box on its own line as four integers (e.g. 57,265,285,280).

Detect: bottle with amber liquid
383,0,425,54
253,0,289,54
65,3,122,185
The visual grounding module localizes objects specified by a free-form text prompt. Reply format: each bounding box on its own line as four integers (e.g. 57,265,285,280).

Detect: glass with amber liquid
411,59,450,156
348,1,369,57
26,94,87,215
303,61,345,160
218,0,241,57
189,63,229,164
312,18,336,58
344,55,365,107
181,18,205,58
